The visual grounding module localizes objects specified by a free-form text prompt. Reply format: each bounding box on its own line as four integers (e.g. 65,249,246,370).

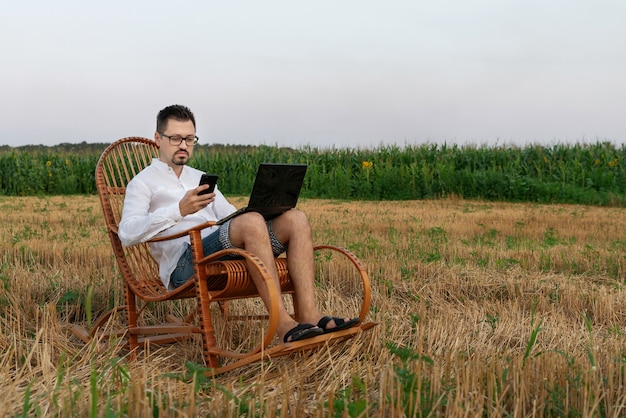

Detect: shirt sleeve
118,177,182,247
210,187,237,219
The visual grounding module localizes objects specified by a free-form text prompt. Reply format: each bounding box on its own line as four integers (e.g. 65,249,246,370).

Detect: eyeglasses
158,132,199,146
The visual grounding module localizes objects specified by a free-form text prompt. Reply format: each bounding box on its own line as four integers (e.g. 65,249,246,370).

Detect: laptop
216,163,308,225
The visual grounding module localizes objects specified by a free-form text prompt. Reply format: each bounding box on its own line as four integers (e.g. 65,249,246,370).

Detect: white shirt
118,158,236,290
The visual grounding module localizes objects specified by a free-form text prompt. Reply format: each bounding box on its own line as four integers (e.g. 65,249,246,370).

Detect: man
118,104,359,343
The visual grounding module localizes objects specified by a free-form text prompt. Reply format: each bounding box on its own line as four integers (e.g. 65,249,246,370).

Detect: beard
172,150,189,165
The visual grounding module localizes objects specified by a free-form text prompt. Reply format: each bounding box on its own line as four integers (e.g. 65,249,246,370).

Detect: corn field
1,141,626,205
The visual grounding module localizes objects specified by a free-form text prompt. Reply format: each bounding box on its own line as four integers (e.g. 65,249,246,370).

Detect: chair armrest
147,221,218,242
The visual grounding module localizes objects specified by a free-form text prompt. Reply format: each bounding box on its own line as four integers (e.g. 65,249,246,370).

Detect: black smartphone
198,174,218,195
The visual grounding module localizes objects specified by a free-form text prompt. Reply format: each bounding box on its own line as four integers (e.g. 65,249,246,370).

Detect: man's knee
276,209,311,235
287,209,310,228
230,212,268,237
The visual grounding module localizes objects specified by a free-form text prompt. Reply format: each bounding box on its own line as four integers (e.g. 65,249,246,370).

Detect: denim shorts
170,219,288,288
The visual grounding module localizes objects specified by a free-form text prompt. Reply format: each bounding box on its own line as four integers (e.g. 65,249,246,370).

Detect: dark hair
156,104,196,133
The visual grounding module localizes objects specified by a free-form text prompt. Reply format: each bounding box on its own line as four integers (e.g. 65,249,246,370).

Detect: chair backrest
95,137,179,300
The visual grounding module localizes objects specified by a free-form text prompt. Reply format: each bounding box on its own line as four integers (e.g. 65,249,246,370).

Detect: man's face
155,119,196,169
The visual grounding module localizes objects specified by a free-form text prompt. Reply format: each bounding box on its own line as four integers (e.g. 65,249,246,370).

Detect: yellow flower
65,159,69,165
46,160,52,166
362,161,373,170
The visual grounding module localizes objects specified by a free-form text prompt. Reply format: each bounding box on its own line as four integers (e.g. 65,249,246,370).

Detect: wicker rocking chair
71,137,376,375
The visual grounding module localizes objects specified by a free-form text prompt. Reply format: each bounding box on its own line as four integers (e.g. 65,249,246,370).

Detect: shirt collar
151,158,184,174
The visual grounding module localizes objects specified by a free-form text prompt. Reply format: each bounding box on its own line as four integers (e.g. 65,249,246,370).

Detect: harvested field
1,195,626,416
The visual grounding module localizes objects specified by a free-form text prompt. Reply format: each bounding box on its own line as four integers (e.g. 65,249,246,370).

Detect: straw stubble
1,196,625,416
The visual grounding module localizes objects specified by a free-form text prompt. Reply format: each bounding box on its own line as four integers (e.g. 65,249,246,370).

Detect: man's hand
179,185,215,217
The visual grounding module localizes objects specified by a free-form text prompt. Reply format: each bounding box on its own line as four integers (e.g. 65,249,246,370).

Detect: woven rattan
71,137,375,375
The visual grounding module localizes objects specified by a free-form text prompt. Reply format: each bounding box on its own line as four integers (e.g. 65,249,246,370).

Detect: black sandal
284,323,323,343
317,316,360,334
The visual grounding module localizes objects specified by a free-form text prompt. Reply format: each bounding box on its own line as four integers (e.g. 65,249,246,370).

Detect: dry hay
1,195,626,416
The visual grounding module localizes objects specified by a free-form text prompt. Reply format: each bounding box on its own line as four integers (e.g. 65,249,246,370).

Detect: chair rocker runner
71,137,376,375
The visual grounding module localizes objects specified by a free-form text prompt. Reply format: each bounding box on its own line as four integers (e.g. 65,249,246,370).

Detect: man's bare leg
229,210,356,340
269,209,353,330
228,212,309,342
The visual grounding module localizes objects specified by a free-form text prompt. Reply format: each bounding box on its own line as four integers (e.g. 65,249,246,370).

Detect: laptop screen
247,163,308,210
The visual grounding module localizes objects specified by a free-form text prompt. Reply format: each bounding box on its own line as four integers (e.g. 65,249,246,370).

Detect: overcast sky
1,1,624,149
